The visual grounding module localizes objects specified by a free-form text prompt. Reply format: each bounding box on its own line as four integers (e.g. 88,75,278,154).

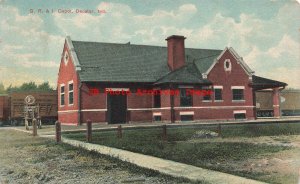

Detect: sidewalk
60,137,267,184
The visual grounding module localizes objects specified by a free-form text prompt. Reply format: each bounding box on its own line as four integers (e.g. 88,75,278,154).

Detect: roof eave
66,36,81,71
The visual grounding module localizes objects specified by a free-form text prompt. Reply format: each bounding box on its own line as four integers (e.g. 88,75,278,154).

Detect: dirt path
0,129,194,184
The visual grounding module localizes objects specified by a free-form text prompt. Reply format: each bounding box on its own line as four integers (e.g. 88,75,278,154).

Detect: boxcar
0,91,58,126
0,94,9,126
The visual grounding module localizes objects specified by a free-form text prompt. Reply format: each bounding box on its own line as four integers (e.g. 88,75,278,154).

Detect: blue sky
0,0,299,88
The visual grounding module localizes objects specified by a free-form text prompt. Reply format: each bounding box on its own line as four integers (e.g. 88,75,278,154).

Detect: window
232,89,244,100
214,88,222,101
64,52,69,65
154,93,161,108
224,59,232,71
153,116,162,121
181,115,193,121
68,82,74,105
234,113,246,119
180,89,192,107
60,85,65,106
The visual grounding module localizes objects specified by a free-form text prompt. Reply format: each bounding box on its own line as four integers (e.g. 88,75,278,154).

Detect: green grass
63,123,300,183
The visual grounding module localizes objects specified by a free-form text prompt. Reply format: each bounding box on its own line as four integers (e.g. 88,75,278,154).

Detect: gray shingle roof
251,75,287,90
71,40,222,83
154,63,211,85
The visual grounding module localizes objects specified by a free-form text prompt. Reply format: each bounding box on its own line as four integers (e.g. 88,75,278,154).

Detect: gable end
203,47,254,79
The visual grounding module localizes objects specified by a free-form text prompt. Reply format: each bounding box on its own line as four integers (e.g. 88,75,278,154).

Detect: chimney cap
165,35,186,41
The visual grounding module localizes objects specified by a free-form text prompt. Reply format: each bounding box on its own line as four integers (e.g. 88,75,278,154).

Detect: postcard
0,0,299,183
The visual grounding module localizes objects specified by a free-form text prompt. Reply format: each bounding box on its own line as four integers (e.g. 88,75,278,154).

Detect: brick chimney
166,35,186,71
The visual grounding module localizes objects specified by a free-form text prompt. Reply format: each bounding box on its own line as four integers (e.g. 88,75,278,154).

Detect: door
107,94,127,124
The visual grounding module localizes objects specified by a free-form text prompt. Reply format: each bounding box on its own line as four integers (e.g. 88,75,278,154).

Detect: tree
0,83,6,94
19,81,38,91
38,82,53,91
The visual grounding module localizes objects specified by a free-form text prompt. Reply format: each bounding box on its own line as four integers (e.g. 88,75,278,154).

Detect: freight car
0,94,9,126
0,91,58,126
256,89,300,117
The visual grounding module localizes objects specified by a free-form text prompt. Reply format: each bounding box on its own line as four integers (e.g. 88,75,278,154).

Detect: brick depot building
57,35,286,125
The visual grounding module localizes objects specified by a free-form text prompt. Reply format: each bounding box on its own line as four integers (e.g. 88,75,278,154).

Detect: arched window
64,52,69,65
224,59,232,71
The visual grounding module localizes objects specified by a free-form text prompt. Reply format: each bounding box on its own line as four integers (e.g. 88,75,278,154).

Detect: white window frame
233,110,246,114
64,51,69,65
231,86,245,102
68,80,74,106
179,87,193,107
224,59,232,71
60,84,65,107
202,86,212,102
214,86,223,102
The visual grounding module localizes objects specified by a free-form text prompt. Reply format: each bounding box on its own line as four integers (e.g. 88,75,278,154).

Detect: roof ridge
72,40,222,51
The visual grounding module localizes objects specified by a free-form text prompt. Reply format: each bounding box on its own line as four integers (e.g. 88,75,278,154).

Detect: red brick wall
127,93,152,108
127,92,152,122
80,83,107,123
57,42,79,125
203,49,255,119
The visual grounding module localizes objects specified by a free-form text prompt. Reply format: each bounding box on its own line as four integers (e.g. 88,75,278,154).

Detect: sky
0,0,299,89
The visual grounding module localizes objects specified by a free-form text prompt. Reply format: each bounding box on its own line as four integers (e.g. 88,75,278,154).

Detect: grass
63,123,300,183
1,130,201,184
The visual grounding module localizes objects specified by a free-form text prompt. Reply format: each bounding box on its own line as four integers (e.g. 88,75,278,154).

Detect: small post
32,118,37,136
117,125,122,139
217,123,222,137
86,119,92,142
162,124,167,141
55,121,61,143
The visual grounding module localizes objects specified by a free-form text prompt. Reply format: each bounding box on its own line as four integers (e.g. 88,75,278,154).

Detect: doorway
107,94,127,124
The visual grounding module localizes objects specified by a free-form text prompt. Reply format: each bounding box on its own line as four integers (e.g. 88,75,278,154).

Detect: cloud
264,67,300,88
0,5,63,88
267,34,300,58
19,61,59,68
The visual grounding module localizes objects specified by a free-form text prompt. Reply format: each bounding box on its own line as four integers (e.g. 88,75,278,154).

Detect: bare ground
0,129,195,184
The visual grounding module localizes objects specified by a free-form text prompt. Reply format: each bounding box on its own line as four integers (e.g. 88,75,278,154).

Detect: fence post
117,125,122,139
32,118,37,136
86,119,92,142
218,123,222,137
55,121,61,143
162,125,167,141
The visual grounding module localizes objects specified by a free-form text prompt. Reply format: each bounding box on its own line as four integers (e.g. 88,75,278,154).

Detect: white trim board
180,111,194,115
233,110,246,114
153,112,162,116
174,106,254,109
